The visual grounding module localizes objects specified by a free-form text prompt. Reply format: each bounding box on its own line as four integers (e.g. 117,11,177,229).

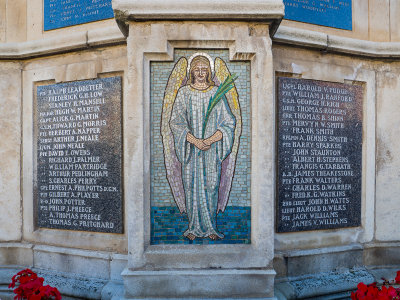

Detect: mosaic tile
150,49,251,244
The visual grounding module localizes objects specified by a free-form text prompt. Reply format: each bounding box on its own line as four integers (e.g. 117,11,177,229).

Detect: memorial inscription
44,0,114,31
35,77,122,233
277,77,362,232
283,0,352,30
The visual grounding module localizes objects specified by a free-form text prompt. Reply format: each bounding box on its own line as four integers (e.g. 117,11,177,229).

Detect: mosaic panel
150,49,251,244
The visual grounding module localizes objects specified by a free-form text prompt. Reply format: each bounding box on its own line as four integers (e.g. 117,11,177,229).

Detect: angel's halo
187,52,214,75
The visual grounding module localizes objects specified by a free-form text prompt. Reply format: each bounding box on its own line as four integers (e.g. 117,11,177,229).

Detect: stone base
122,269,276,299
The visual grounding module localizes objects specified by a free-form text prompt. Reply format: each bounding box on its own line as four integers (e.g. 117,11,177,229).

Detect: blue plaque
283,0,352,30
44,0,114,31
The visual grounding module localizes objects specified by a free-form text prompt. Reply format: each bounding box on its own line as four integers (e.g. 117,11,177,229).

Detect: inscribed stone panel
276,77,363,232
35,77,123,233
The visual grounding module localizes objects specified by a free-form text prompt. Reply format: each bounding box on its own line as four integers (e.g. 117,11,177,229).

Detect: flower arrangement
351,270,400,300
9,269,61,300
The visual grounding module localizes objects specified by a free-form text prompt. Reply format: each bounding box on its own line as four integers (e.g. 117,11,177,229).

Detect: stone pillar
113,1,283,298
0,62,22,242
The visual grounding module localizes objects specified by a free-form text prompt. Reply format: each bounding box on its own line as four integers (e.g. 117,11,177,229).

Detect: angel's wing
161,57,188,213
214,57,242,213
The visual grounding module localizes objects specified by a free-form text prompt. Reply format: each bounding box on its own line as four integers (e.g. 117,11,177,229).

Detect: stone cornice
112,0,285,36
3,23,400,60
0,26,125,60
274,25,400,58
112,0,284,21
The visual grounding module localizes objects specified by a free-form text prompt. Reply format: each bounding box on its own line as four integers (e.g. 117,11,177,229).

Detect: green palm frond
201,74,238,139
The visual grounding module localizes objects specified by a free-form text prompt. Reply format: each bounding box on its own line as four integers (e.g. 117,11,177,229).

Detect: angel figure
161,53,242,241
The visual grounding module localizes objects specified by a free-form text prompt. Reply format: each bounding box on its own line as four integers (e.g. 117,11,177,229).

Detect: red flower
9,269,38,289
9,269,61,300
358,282,369,293
13,277,44,300
29,285,62,300
388,286,398,298
395,271,400,285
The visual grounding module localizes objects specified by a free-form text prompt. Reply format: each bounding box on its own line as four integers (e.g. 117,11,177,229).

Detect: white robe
170,85,236,238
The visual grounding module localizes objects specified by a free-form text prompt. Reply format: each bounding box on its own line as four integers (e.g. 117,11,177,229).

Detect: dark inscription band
283,0,352,30
277,77,362,232
44,0,114,31
36,77,122,233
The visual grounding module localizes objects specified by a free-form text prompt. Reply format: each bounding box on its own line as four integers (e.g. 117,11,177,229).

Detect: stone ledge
112,0,284,21
276,243,364,258
0,25,125,59
0,266,123,300
0,243,127,281
122,268,276,299
275,267,374,300
274,25,400,58
112,0,284,36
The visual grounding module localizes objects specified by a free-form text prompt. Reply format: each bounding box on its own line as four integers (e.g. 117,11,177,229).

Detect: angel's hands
187,133,210,151
195,140,211,151
204,130,223,146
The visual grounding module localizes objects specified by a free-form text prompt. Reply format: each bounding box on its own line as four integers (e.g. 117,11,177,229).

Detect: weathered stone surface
275,267,375,299
368,0,390,42
0,62,22,242
123,269,276,299
277,77,363,232
35,77,123,233
376,71,400,241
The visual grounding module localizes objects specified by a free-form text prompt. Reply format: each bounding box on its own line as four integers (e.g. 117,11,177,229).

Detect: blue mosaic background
44,0,114,31
283,0,352,30
151,207,250,244
150,49,251,244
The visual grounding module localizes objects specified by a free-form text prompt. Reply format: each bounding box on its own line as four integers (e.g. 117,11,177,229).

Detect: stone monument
3,0,400,299
113,0,284,298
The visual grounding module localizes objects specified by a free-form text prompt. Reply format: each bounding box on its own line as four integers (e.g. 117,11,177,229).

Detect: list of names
277,77,362,232
36,77,122,233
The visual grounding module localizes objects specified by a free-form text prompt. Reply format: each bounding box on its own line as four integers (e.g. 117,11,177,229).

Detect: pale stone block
65,61,97,82
87,25,125,47
364,244,400,266
286,249,363,277
5,0,26,42
390,0,400,42
352,0,369,40
110,254,127,281
375,71,400,241
369,0,390,42
26,0,41,41
0,243,33,266
122,269,276,298
0,0,5,43
33,245,110,280
0,62,22,242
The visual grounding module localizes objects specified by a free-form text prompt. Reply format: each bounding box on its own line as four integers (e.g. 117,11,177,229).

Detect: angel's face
191,62,209,85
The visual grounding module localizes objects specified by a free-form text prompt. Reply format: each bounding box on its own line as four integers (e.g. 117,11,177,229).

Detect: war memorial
0,0,400,299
